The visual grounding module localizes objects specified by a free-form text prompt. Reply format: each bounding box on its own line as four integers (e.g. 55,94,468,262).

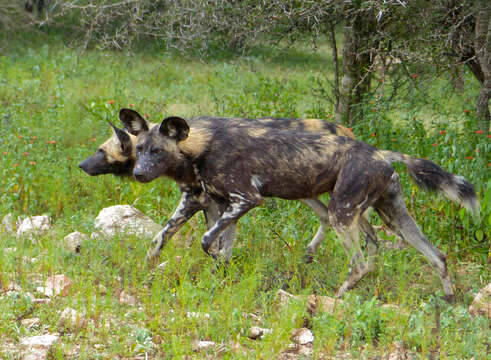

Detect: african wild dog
127,113,479,300
79,109,367,261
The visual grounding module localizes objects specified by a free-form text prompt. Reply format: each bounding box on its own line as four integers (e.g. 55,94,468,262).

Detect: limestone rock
94,205,161,238
36,275,73,297
2,213,13,234
16,215,51,237
119,291,137,306
58,307,86,330
20,334,59,360
63,231,87,253
469,283,491,318
248,326,272,340
21,318,41,329
291,328,314,345
276,289,342,315
193,340,215,352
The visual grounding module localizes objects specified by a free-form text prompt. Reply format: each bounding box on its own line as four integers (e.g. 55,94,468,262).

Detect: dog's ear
160,117,189,141
108,121,132,156
119,108,149,136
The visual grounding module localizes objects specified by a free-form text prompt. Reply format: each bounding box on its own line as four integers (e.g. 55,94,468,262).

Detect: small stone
119,291,137,306
186,312,210,319
63,231,87,253
58,307,86,330
193,340,215,351
1,213,14,234
469,283,491,318
21,318,41,328
175,255,182,263
291,328,314,345
98,284,107,295
157,261,168,270
37,275,73,297
248,326,272,340
16,215,51,238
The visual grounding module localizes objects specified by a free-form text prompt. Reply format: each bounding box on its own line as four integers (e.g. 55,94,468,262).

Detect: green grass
0,32,489,359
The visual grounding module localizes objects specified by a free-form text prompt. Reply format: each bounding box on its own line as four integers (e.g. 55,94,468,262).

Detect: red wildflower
13,163,19,167
23,152,29,156
465,156,473,160
371,133,376,137
439,130,446,135
46,140,56,144
487,163,491,167
411,73,419,79
475,130,484,134
29,161,36,165
32,136,37,139
129,104,135,108
18,135,23,139
432,143,438,146
3,151,8,155
463,109,470,114
107,99,115,105
488,135,491,138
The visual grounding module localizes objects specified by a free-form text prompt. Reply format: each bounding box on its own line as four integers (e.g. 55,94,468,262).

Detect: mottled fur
132,115,478,300
79,109,358,260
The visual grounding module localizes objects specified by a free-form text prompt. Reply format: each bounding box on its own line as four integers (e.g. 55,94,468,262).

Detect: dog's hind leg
301,198,379,265
374,174,455,301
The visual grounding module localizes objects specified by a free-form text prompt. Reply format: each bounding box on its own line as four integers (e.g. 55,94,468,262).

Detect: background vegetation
0,1,490,359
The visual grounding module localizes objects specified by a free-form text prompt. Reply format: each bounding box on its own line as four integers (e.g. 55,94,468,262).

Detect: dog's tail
379,150,480,215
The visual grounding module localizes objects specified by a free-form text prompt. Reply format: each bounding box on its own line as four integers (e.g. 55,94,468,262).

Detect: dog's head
121,110,202,183
78,119,135,176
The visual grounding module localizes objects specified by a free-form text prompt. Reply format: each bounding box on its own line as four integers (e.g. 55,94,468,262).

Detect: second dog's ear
109,122,132,156
160,117,190,141
119,108,149,136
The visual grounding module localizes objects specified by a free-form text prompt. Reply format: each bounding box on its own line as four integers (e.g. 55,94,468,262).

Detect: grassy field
0,32,490,359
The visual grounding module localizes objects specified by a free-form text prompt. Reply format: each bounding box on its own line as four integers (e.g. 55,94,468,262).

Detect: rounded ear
159,117,190,141
119,108,149,136
108,121,132,156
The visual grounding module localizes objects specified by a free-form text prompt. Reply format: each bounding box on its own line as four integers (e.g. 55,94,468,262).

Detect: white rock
21,334,59,347
16,215,51,237
157,261,168,270
58,307,86,330
94,205,161,238
37,275,73,297
2,213,13,234
119,290,137,305
248,326,273,340
469,283,491,318
291,328,314,345
63,231,87,252
20,334,59,360
21,318,41,328
193,340,215,351
186,312,210,319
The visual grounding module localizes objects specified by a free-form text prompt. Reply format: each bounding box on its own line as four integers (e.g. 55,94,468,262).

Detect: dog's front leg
147,191,203,261
201,193,262,256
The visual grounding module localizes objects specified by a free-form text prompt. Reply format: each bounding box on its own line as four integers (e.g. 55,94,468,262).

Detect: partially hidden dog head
78,113,138,176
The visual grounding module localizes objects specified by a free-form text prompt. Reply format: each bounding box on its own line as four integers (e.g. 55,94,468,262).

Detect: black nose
133,169,147,182
78,160,88,171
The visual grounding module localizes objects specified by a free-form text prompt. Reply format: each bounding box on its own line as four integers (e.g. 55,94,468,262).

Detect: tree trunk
474,2,490,130
335,14,374,125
